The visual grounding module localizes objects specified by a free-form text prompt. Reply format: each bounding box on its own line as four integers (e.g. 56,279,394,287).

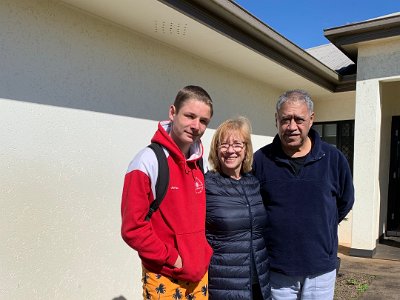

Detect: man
253,89,354,300
121,85,214,299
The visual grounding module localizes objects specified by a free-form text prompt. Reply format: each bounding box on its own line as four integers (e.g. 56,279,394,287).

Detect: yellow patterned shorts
142,267,208,300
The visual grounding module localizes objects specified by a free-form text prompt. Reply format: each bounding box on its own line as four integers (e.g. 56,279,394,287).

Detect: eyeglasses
218,142,245,152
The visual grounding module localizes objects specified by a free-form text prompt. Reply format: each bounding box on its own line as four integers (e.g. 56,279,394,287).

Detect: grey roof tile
306,43,355,73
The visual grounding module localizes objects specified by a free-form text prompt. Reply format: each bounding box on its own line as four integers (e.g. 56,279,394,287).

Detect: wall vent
154,21,188,36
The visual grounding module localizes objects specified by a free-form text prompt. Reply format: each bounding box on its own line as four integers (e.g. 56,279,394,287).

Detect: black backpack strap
145,143,169,221
197,157,204,174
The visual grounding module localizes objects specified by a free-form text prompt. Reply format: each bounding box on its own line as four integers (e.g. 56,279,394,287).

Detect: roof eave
158,0,345,92
324,14,400,61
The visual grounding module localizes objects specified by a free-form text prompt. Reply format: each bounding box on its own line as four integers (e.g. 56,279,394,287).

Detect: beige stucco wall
352,38,400,253
314,92,355,122
0,1,279,299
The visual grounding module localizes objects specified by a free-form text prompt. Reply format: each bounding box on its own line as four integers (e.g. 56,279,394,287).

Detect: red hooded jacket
121,121,212,282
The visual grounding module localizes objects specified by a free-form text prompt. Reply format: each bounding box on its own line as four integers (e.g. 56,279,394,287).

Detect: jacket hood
151,120,204,163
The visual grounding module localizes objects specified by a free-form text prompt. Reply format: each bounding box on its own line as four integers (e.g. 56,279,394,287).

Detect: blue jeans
270,269,336,300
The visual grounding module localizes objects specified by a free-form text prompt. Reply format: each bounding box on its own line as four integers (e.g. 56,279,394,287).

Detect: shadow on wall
0,0,198,123
112,296,127,300
0,0,278,136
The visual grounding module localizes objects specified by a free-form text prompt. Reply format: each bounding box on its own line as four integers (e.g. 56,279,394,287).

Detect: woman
121,85,214,299
205,116,271,300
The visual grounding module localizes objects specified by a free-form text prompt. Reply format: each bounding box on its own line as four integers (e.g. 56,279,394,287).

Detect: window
313,120,354,173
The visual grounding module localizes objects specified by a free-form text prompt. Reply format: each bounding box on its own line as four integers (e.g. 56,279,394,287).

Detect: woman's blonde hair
208,116,254,174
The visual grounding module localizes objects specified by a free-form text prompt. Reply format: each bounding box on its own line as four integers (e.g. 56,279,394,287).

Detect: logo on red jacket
194,177,203,194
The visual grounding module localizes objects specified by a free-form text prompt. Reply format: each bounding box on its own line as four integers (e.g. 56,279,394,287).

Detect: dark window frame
313,120,355,174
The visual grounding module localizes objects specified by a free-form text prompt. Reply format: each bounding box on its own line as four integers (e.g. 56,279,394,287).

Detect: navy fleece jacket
253,129,354,276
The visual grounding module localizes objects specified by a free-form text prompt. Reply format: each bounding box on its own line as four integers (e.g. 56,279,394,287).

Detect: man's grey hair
276,89,314,113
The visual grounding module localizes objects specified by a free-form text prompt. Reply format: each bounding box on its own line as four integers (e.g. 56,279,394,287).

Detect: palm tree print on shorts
144,288,151,300
156,283,166,299
201,284,207,296
185,293,195,300
172,288,182,299
143,273,150,285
